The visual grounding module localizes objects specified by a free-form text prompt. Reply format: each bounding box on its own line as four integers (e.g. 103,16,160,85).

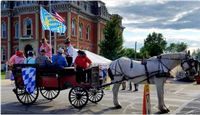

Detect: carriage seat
12,64,38,76
36,65,60,77
58,67,75,76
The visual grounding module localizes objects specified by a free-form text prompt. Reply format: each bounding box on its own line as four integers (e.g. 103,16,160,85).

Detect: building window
1,1,8,9
51,31,54,37
1,47,6,61
77,1,80,6
79,23,83,39
14,46,19,54
84,4,87,11
86,25,90,40
72,19,76,36
23,1,26,4
24,19,32,36
15,22,19,38
15,1,20,6
1,22,6,38
60,33,65,36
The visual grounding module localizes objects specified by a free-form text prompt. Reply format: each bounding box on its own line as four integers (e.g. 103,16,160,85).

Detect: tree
99,15,125,60
141,32,167,57
176,42,188,52
124,48,143,59
166,43,176,52
192,48,200,56
166,42,188,53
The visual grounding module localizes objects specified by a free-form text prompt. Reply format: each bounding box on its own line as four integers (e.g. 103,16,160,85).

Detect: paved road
1,79,200,114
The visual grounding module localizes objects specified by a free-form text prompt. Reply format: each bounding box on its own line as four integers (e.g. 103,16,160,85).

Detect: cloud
105,1,200,30
102,0,200,50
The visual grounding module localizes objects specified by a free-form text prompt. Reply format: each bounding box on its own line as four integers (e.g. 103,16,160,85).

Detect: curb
1,79,12,86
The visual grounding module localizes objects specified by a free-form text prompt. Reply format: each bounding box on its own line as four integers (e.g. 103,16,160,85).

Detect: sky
102,0,200,52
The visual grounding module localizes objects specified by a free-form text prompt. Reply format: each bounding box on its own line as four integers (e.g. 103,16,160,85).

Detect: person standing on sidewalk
128,82,139,91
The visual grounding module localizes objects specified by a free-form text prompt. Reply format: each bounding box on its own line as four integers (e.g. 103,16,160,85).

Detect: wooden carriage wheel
68,86,89,108
15,80,39,105
88,88,104,103
40,87,60,100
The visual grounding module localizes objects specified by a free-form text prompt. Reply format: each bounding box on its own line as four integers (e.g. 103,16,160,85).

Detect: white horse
108,53,196,113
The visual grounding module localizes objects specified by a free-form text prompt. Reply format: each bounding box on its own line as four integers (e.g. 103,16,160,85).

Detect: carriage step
13,88,17,94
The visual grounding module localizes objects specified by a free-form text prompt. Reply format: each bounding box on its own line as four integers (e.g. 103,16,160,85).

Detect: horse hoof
160,109,169,113
166,108,170,112
115,105,122,109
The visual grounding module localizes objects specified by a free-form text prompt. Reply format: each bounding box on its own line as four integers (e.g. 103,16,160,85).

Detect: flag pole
49,0,52,46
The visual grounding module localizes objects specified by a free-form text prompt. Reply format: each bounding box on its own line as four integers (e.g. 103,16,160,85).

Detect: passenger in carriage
64,38,74,67
52,48,68,69
8,50,25,66
23,51,35,64
36,49,52,67
74,50,92,83
40,38,52,59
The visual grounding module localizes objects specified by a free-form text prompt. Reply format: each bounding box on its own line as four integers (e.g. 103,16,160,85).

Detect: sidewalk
1,79,12,86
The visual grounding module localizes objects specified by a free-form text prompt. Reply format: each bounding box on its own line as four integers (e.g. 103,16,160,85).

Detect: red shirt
75,56,92,68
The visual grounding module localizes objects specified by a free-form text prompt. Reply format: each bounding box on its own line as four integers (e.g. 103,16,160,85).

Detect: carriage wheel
88,88,104,103
40,87,60,100
68,86,88,108
15,80,39,105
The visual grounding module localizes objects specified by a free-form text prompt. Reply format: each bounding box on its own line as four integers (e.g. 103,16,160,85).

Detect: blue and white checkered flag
40,6,67,33
22,68,36,94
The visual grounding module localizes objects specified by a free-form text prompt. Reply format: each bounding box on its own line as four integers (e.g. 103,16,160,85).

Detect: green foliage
176,42,188,52
1,71,6,79
141,32,167,57
166,42,188,52
140,47,151,59
99,15,125,60
124,48,143,59
192,48,200,56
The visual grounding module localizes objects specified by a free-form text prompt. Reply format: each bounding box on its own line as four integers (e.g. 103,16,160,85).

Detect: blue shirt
24,57,36,64
52,54,68,68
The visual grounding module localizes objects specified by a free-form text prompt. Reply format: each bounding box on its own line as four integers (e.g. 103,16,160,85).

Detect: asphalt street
1,79,200,114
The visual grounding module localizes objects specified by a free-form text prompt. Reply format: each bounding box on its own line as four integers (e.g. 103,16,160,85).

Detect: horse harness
110,57,173,84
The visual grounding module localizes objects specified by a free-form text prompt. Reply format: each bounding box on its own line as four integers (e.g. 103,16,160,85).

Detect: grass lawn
1,71,6,79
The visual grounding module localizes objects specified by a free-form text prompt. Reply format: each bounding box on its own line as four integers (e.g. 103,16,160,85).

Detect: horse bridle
180,56,195,71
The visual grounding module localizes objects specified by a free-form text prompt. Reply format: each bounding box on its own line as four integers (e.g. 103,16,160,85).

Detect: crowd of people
8,37,92,83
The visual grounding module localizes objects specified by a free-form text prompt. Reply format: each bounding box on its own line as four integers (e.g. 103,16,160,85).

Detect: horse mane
159,52,186,60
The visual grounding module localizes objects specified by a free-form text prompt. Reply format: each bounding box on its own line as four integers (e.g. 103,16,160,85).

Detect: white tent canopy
73,49,111,67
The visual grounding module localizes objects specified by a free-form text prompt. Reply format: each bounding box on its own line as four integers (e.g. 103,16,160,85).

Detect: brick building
1,1,123,66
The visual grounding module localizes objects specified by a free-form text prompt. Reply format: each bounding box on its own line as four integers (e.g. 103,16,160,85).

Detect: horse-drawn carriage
12,64,104,108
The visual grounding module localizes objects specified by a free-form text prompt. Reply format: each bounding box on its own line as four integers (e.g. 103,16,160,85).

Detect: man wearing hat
40,38,52,59
8,50,26,66
65,38,74,66
52,48,68,69
24,50,36,64
74,50,92,83
36,49,52,67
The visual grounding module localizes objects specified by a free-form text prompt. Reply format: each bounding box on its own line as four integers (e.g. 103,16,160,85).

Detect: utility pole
135,41,137,60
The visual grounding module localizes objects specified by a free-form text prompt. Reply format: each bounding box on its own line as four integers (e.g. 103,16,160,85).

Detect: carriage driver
74,50,92,83
64,38,74,66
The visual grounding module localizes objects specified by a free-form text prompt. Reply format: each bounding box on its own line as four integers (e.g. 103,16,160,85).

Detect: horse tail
108,68,114,81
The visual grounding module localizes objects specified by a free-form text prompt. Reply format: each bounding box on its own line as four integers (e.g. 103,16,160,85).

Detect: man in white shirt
65,38,74,66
